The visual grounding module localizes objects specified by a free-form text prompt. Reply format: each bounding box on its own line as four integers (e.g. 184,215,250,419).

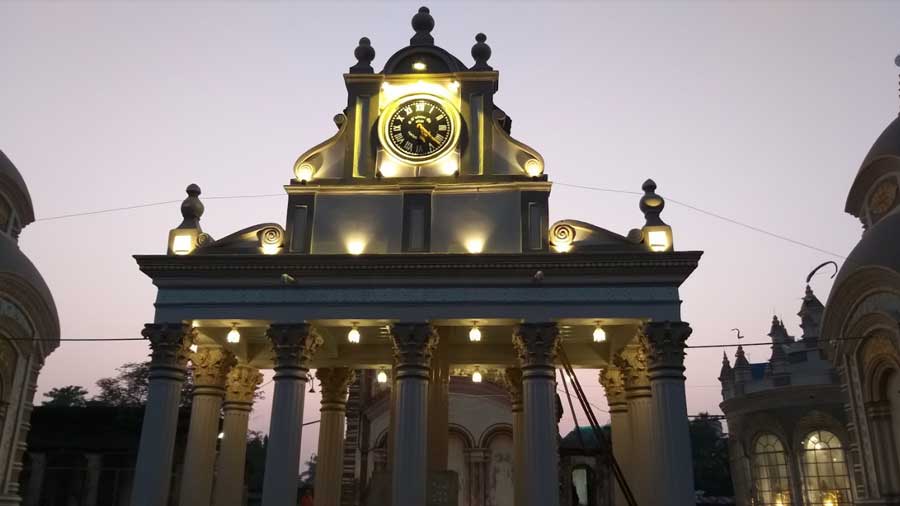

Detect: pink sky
3,1,899,465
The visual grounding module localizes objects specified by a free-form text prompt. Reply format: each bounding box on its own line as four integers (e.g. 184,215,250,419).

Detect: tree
690,412,734,497
42,385,88,407
92,362,194,407
299,454,317,489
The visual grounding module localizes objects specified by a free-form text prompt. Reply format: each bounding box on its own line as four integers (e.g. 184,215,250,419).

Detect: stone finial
267,323,323,370
798,285,824,341
470,33,493,71
513,323,560,369
142,323,194,370
718,352,733,382
734,345,750,368
410,6,435,46
349,37,375,74
179,184,204,230
190,347,237,388
225,365,263,404
639,179,667,227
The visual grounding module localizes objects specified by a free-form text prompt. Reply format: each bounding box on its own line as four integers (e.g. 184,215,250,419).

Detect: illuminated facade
820,55,900,506
131,7,701,506
719,286,852,506
0,151,60,505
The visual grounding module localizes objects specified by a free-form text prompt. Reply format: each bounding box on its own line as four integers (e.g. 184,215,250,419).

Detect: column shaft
616,342,653,506
212,364,262,506
389,323,438,506
179,347,234,506
644,322,695,506
261,324,322,506
427,339,450,472
600,367,630,506
503,368,525,506
130,323,192,506
83,453,102,506
22,453,45,506
514,323,560,506
314,368,356,506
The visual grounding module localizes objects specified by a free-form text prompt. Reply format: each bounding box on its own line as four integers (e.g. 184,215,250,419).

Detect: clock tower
285,6,549,256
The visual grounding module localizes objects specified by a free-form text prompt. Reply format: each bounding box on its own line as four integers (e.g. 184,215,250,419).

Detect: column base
0,494,23,506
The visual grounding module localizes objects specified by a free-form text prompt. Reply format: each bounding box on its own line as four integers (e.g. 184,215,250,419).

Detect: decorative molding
190,347,236,388
267,323,323,369
643,321,692,373
225,364,263,404
316,367,357,406
390,323,438,371
141,323,193,369
513,323,559,369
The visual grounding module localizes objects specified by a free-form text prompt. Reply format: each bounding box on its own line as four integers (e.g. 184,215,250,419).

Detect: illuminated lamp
469,322,482,342
376,369,389,384
348,324,361,344
524,158,544,177
346,239,366,255
447,81,460,92
226,324,241,344
465,237,485,254
189,343,199,353
639,179,673,252
295,163,315,183
472,369,482,383
592,322,606,343
218,431,225,440
437,153,459,175
549,223,575,253
412,61,427,71
170,230,197,256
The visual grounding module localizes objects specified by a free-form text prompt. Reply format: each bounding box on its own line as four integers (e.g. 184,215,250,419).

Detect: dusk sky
3,0,899,465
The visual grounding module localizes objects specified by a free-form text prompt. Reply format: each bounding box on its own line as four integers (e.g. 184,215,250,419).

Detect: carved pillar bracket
643,321,692,379
513,323,560,373
390,323,439,377
142,323,193,377
615,343,651,394
269,323,323,372
225,364,264,406
503,368,524,411
191,347,237,390
599,366,627,408
317,367,357,410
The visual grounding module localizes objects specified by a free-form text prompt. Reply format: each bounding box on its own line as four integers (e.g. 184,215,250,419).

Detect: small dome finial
349,37,375,74
639,178,666,226
410,6,435,46
179,184,204,229
471,33,493,71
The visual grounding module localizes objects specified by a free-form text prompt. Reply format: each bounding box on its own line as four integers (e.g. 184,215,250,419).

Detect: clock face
869,180,898,215
381,95,458,163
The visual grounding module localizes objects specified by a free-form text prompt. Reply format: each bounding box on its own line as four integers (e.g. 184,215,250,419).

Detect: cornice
284,177,551,194
134,251,702,283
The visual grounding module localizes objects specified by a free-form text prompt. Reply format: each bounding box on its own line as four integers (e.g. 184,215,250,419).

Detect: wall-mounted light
592,322,606,343
465,237,485,254
447,81,460,92
469,321,482,342
549,223,575,253
189,343,199,353
437,152,459,176
376,369,388,384
226,324,241,344
218,431,225,440
348,324,361,344
170,231,197,256
472,369,482,383
295,163,315,183
346,239,366,255
261,243,280,255
524,158,544,178
645,228,671,252
412,61,427,71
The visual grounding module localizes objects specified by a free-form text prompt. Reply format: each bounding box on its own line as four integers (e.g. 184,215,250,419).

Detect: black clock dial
386,98,453,159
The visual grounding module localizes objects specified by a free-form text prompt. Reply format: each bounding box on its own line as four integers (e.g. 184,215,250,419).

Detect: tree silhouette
42,385,88,407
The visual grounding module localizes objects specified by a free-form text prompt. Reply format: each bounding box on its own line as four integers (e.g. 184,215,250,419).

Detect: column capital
464,447,491,463
513,323,560,369
316,367,356,408
502,367,524,410
390,323,438,372
191,347,237,389
267,323,323,370
599,366,627,407
142,323,193,369
643,321,692,374
615,343,651,393
225,364,263,405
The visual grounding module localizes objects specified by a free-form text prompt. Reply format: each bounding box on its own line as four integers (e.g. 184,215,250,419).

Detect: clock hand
416,123,438,143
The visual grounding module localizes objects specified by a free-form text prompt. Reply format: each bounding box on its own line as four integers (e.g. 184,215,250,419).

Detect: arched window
752,433,792,505
800,430,852,505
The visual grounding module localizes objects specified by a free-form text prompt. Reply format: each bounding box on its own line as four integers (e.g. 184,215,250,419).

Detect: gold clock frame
378,93,461,165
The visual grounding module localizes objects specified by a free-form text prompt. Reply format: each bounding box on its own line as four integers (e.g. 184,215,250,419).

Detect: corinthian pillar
616,343,652,506
599,366,629,506
178,347,235,506
261,324,322,506
643,321,694,506
502,368,525,506
314,368,356,506
389,323,438,506
213,364,263,506
131,323,193,506
513,323,560,506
